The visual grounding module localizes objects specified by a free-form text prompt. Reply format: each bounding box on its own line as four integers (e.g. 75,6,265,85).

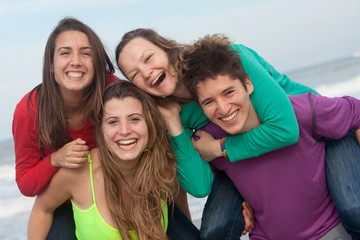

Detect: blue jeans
325,132,360,239
200,133,360,240
200,171,245,240
46,203,76,240
167,204,200,239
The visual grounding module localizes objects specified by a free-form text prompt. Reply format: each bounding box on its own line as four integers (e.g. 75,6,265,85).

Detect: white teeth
151,73,162,86
118,139,136,145
221,110,238,122
67,72,83,78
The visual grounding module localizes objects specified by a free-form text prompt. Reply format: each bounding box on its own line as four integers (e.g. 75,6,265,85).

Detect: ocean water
1,56,360,239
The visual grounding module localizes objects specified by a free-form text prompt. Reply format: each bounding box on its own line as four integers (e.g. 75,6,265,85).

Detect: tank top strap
88,154,97,204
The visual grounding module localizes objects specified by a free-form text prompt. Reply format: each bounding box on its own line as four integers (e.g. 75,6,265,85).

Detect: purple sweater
199,93,360,239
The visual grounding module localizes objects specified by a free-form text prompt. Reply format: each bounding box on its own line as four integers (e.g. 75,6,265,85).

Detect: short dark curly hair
181,34,248,103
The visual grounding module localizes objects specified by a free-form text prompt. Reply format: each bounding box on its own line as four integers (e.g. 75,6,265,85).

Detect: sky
0,0,359,141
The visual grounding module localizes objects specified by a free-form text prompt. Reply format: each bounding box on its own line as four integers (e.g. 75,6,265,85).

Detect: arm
12,94,89,196
12,95,58,196
311,94,360,139
28,168,73,240
157,100,214,198
172,130,214,197
243,45,318,95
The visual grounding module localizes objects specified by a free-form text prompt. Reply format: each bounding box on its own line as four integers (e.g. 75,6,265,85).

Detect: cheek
140,125,150,146
102,127,115,142
131,78,145,89
85,59,95,72
202,107,216,120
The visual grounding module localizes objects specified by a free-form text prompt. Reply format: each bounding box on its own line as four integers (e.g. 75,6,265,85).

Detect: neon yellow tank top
71,154,168,240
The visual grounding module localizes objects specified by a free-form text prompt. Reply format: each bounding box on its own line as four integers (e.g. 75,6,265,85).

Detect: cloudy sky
0,0,359,141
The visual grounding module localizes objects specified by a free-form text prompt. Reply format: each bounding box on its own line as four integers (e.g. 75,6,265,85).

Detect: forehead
118,37,161,64
124,37,159,53
197,75,242,97
55,30,90,48
104,96,143,115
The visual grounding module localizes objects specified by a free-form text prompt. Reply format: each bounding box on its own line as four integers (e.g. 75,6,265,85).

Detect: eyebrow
199,97,212,106
199,86,235,106
56,46,92,52
128,113,143,118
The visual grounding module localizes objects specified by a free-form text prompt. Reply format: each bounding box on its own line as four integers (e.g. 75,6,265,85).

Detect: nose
118,121,131,136
216,98,230,115
70,53,82,67
139,66,152,81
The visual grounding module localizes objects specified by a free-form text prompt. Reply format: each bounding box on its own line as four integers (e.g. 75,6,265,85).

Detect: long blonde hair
95,81,179,240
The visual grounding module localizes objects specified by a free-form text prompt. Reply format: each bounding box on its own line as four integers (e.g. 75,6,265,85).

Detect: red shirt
12,74,120,196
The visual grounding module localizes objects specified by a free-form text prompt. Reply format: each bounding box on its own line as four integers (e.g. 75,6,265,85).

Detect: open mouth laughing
151,72,166,87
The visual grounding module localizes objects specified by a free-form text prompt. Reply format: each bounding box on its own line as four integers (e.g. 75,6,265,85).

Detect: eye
60,50,70,56
81,51,92,57
130,72,138,82
106,119,117,125
202,99,213,107
224,90,234,96
130,116,141,122
145,54,152,63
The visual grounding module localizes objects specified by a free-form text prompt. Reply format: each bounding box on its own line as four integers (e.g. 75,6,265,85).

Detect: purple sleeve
312,93,360,139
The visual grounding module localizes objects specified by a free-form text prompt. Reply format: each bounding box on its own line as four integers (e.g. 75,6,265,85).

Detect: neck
241,103,262,134
61,90,85,114
118,158,139,185
171,81,193,104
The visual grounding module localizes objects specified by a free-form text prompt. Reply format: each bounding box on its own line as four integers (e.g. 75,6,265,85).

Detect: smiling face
53,30,95,97
117,37,177,97
102,97,149,163
197,75,260,135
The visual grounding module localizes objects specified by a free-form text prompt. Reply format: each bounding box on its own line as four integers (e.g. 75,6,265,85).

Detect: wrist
220,137,229,159
212,139,223,158
49,152,58,168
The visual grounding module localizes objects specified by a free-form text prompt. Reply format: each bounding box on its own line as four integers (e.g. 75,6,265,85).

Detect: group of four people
12,17,360,239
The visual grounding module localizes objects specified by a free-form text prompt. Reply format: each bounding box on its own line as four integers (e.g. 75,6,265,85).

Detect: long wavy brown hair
28,17,115,149
95,81,179,240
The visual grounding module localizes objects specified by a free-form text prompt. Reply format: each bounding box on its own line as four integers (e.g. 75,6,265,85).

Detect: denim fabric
46,203,76,240
166,204,200,240
200,171,245,240
325,132,360,239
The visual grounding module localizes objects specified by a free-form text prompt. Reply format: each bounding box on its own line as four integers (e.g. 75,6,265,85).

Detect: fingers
194,130,214,140
51,138,89,168
242,201,254,235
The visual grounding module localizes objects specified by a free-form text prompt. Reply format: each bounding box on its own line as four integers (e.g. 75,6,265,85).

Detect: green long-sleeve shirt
173,44,317,197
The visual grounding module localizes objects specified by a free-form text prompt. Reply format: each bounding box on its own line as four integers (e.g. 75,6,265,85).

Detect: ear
244,76,254,94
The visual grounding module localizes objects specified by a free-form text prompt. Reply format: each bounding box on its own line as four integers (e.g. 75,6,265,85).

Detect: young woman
115,29,360,238
13,19,193,240
28,80,198,240
12,17,118,239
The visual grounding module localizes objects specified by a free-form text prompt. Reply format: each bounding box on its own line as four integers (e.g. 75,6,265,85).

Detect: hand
157,100,183,136
242,201,254,235
191,130,223,162
50,138,89,168
355,129,360,146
